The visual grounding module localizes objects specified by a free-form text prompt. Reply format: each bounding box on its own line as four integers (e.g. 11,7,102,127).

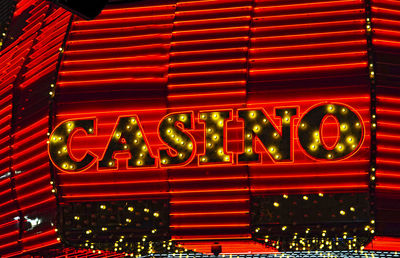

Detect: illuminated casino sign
48,102,364,173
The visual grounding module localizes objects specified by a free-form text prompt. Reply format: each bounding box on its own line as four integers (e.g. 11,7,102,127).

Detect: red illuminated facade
0,0,400,256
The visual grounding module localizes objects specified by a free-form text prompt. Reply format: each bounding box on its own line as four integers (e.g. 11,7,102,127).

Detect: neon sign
48,103,364,173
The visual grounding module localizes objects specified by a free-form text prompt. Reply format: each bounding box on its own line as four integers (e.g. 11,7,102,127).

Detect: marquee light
158,112,196,167
199,110,233,165
48,103,364,172
238,108,297,163
98,116,156,170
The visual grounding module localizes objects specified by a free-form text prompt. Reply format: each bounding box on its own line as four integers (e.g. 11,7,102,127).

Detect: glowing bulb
282,226,287,231
283,194,288,199
100,205,106,209
153,212,159,217
128,207,134,212
273,202,279,207
303,196,308,200
340,210,346,215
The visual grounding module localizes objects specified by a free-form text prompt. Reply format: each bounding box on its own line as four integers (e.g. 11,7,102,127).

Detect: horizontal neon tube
261,0,362,11
170,58,247,68
170,188,248,194
253,19,364,33
169,80,246,89
63,192,169,198
171,234,251,241
251,51,366,63
62,54,168,67
250,40,366,54
250,62,367,75
70,23,172,38
60,66,166,77
170,224,249,228
371,6,400,16
73,15,174,29
252,184,366,191
175,6,252,17
253,30,364,43
171,211,248,216
172,36,248,47
253,9,364,21
57,77,166,87
168,90,247,99
171,198,248,204
101,4,175,15
173,26,250,36
174,16,251,27
67,33,171,46
169,68,247,78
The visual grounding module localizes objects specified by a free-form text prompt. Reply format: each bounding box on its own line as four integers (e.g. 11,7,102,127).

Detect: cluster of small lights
49,120,96,172
138,252,399,258
298,104,363,160
98,116,155,169
159,113,194,166
252,193,373,251
364,2,377,240
199,111,231,164
238,109,296,162
59,200,185,255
